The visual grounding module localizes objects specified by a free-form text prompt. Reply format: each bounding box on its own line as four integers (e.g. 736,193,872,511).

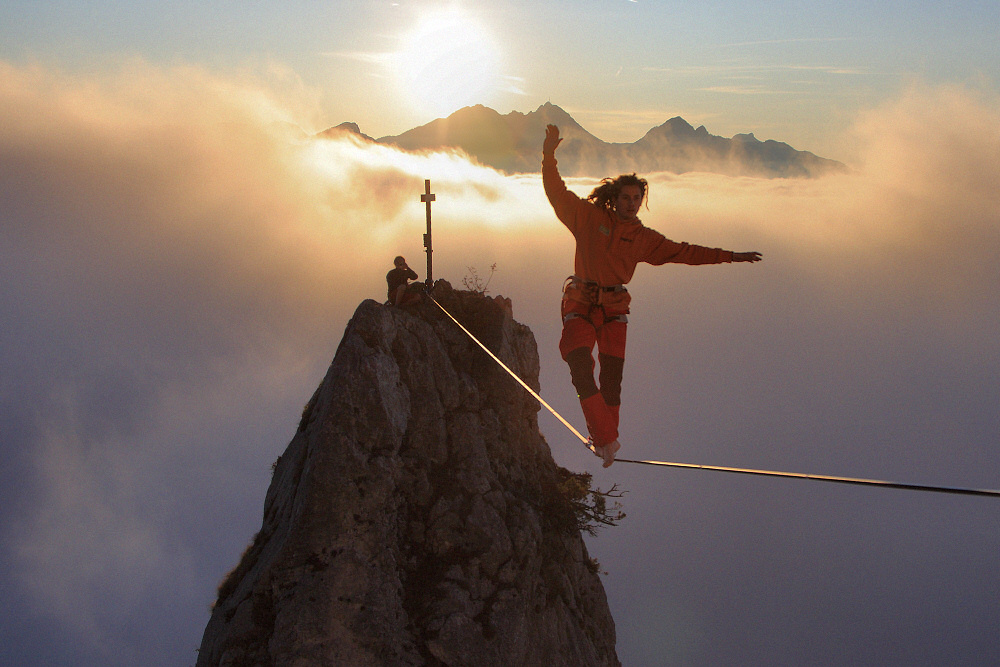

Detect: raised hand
734,251,762,263
543,124,562,155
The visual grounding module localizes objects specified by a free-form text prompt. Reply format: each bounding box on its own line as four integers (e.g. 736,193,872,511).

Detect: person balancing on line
542,124,762,468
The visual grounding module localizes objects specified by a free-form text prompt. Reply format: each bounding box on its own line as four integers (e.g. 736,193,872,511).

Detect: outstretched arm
640,231,762,266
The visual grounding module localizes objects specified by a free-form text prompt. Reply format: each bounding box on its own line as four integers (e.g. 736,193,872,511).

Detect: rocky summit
197,282,620,667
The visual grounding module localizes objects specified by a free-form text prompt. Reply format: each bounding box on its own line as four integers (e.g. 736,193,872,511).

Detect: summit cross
421,179,435,287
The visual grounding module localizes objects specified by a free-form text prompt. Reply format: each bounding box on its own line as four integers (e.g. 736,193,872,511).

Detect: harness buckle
563,275,626,306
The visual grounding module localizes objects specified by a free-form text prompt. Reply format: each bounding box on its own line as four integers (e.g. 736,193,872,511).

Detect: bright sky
3,0,999,157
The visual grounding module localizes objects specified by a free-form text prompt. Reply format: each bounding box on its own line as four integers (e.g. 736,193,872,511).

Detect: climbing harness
560,278,630,342
563,275,628,300
562,276,630,320
428,293,1000,499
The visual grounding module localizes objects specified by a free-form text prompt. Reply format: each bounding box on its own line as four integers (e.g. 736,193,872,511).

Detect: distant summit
320,103,844,179
317,121,375,142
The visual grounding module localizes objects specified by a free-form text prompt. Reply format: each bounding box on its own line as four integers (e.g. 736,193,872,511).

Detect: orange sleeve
637,227,735,266
542,153,589,234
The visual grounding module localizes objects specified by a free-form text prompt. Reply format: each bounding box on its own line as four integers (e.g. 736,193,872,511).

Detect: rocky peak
317,121,374,142
531,101,580,127
661,116,696,136
196,282,620,667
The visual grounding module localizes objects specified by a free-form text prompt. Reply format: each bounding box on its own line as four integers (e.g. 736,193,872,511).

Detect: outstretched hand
543,124,562,155
734,251,762,263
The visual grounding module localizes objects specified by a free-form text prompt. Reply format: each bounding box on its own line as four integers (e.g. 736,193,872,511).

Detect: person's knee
565,347,599,399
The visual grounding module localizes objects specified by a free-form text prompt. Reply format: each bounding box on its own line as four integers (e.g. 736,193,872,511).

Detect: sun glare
393,8,503,118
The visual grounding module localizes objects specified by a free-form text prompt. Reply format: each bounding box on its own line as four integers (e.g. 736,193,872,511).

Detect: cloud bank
1,62,998,666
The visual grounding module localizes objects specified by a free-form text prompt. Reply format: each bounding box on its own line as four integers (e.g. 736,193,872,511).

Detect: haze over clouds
2,62,998,666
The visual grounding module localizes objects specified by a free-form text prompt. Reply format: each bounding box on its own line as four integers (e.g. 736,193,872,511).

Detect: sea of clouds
2,61,998,665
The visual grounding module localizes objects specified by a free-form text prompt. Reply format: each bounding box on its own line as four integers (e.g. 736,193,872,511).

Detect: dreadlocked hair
586,173,649,212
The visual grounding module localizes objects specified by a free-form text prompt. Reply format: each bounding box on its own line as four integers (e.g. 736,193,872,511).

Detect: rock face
197,282,620,667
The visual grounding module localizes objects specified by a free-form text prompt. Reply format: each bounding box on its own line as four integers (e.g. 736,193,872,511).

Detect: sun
393,8,504,118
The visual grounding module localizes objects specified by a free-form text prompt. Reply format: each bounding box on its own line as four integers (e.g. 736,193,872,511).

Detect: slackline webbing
428,294,1000,499
429,294,589,445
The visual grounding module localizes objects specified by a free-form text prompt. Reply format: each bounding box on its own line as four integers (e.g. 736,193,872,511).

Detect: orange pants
559,298,627,446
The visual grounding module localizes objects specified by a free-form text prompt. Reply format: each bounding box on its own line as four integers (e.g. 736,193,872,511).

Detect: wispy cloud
501,74,529,96
643,63,866,76
639,62,868,97
319,50,393,66
695,85,796,95
717,37,853,48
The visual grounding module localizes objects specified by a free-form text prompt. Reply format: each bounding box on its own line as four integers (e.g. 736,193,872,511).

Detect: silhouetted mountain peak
638,116,699,142
533,101,576,123
336,121,362,134
316,121,374,142
665,116,695,133
451,103,504,123
326,103,845,178
525,103,598,142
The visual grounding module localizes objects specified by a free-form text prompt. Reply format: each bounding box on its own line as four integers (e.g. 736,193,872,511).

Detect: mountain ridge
323,102,844,178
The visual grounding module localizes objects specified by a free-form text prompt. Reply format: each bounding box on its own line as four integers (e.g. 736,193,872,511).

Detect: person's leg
579,392,619,449
559,312,597,395
394,283,407,306
597,315,627,396
599,354,624,427
564,346,618,446
564,346,598,398
595,316,627,466
561,316,618,448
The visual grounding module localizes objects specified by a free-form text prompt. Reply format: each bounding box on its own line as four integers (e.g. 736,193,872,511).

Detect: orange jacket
542,153,734,288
